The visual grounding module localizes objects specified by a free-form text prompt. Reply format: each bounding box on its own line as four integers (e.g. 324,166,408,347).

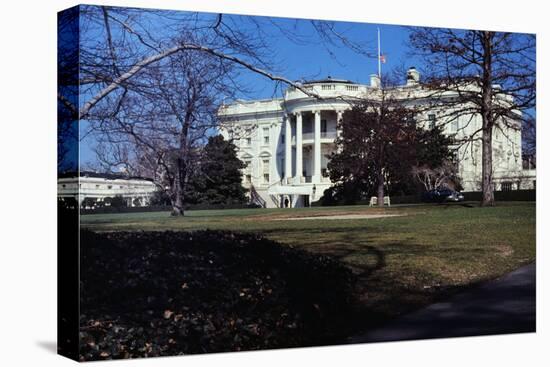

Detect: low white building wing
58,171,158,207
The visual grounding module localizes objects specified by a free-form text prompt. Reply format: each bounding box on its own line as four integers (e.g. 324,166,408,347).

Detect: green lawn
81,202,536,327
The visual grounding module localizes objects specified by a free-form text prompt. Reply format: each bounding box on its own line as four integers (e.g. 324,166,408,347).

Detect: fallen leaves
79,230,356,361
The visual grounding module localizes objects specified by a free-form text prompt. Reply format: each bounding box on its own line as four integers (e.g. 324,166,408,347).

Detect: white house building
58,171,158,208
219,68,535,208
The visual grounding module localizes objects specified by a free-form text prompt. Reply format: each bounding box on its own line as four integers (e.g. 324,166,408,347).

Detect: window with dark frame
501,182,513,191
428,114,436,129
263,127,269,144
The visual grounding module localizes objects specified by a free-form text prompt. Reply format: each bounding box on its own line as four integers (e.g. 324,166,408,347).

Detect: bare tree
408,29,536,206
59,5,377,215
412,160,458,191
89,49,233,215
522,116,536,168
61,5,375,121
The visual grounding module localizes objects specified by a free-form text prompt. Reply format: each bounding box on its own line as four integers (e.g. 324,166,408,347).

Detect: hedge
80,202,261,215
462,189,536,202
314,190,536,206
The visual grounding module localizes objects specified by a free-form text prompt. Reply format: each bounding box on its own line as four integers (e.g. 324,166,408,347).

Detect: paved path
350,263,536,343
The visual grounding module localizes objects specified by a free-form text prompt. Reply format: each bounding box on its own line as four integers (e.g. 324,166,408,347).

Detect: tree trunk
481,126,495,206
377,169,385,207
480,31,495,207
171,158,186,216
170,113,193,216
171,198,184,216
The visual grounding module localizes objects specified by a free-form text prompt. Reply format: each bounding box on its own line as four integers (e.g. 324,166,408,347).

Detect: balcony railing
321,131,337,139
291,131,337,144
285,83,368,100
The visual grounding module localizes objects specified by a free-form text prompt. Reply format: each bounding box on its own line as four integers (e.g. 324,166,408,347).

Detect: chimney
370,74,381,88
406,67,420,86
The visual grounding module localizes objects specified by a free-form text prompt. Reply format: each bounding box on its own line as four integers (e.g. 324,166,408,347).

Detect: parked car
422,188,465,203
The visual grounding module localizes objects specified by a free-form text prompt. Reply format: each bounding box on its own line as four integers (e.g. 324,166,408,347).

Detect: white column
270,123,277,185
313,110,321,183
284,115,292,184
295,112,303,184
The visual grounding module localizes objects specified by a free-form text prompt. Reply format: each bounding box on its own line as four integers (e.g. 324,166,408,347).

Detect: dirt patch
495,244,514,257
245,208,397,222
275,213,407,221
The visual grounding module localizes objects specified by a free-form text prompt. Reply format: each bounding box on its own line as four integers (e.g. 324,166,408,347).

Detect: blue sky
227,18,415,100
78,12,420,166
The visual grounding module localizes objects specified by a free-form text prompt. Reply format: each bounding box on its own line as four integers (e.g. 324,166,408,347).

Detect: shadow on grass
349,263,536,343
78,207,536,348
257,224,531,340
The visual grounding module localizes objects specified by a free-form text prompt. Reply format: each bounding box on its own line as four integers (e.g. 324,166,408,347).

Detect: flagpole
377,27,381,80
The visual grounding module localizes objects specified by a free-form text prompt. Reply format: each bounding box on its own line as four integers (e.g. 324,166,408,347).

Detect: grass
81,201,536,330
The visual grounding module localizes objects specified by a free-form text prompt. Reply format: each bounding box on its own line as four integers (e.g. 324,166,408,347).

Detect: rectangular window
245,174,251,184
262,159,270,174
321,119,327,133
263,127,270,144
501,182,513,191
244,160,251,174
246,137,251,146
263,173,270,184
428,114,436,129
451,118,459,133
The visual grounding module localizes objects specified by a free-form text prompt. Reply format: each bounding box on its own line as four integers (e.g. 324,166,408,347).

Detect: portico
284,109,343,185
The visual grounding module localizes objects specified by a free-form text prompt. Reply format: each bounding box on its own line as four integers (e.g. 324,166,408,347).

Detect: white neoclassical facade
219,68,535,208
58,171,158,207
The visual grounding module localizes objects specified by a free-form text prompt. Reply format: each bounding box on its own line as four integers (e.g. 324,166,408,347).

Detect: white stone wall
219,78,532,207
58,176,157,206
